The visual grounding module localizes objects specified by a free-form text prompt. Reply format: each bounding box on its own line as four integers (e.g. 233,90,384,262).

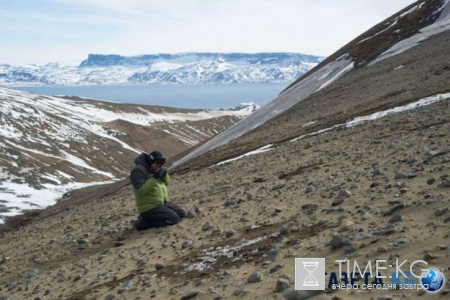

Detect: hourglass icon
303,261,319,286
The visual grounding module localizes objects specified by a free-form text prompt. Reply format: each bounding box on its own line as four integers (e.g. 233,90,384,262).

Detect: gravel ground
0,91,449,300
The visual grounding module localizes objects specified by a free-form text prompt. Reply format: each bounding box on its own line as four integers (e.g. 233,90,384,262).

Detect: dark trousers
135,201,186,231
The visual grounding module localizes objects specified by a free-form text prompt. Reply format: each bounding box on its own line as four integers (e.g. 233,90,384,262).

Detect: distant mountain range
0,52,324,86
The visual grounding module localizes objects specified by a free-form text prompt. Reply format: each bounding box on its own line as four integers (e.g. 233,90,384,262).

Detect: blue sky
1,0,416,65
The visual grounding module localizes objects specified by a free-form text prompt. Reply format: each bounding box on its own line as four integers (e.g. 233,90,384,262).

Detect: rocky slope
0,88,449,300
0,88,258,221
0,53,323,86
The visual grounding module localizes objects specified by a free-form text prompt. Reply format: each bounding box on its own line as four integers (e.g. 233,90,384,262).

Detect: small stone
275,207,285,213
377,297,394,300
427,178,436,185
104,295,115,300
73,275,82,282
381,203,405,216
338,189,352,198
444,216,450,223
301,203,318,210
275,278,290,292
270,266,281,274
383,224,396,235
114,241,125,247
225,229,236,238
338,219,354,232
388,214,403,223
305,186,314,194
283,289,322,300
394,173,405,180
181,240,193,249
417,290,426,296
422,199,437,205
180,290,199,300
247,271,263,283
435,207,449,216
267,249,278,262
186,210,197,219
198,198,209,204
233,289,248,296
332,198,344,206
371,182,381,188
202,221,213,231
361,212,370,220
280,222,293,235
423,252,437,261
437,244,448,250
118,280,133,294
316,219,328,226
77,238,88,245
377,246,388,253
350,184,360,189
25,269,39,279
330,235,345,249
155,262,166,270
224,199,240,207
343,244,356,255
438,179,450,187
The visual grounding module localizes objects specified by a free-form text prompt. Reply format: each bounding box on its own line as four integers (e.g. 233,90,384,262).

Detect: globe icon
421,269,444,292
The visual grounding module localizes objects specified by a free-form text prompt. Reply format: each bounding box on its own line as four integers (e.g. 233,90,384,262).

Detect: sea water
14,83,287,109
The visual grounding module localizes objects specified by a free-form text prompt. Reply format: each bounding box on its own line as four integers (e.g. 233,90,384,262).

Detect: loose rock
225,230,236,238
330,235,345,249
247,271,263,283
283,289,322,300
388,214,403,223
275,278,290,292
180,290,199,300
202,221,213,231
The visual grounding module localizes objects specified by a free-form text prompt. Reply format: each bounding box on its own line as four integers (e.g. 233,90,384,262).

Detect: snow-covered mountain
0,53,323,86
0,87,259,222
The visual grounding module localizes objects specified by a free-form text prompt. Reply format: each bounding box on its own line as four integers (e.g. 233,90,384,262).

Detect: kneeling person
130,151,186,230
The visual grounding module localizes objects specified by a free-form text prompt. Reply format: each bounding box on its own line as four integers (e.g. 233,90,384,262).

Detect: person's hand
153,168,167,179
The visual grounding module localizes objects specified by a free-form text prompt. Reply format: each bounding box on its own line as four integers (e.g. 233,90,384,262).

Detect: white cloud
0,0,416,64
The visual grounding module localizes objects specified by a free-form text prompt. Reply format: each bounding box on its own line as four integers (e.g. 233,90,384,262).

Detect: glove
153,168,167,179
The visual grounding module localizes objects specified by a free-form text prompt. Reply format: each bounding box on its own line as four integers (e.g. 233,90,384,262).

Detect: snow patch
317,61,354,91
215,144,273,166
370,1,450,66
0,179,120,223
291,92,450,142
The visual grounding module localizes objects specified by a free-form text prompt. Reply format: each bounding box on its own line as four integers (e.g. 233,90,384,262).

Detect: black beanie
145,151,165,165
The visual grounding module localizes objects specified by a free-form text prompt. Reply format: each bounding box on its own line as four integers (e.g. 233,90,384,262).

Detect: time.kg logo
295,258,326,290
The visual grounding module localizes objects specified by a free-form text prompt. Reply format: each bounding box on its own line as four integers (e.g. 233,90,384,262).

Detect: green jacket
129,153,170,214
133,173,170,214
